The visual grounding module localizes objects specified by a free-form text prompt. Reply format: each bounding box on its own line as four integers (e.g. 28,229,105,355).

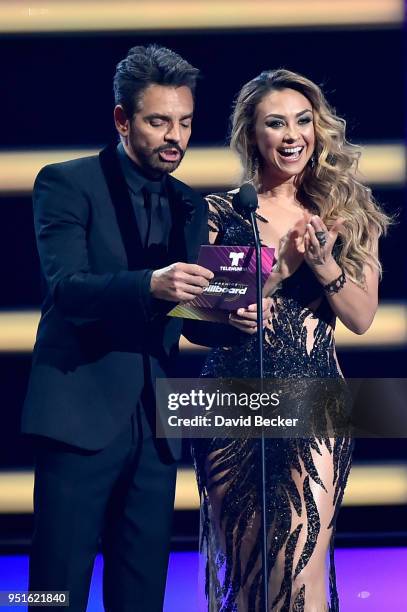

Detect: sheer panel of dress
192,193,353,612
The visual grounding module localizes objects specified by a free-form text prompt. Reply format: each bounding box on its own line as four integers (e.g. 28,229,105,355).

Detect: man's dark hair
113,44,200,118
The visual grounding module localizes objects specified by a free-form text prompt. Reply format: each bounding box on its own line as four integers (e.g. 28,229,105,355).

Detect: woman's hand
228,298,272,335
304,215,343,271
272,216,308,279
262,216,308,297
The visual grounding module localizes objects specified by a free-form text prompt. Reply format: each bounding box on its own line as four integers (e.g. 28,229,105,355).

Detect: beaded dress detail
192,193,353,612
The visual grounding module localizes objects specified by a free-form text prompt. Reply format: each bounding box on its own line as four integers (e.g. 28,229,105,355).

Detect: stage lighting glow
0,144,404,195
0,464,406,512
0,1,402,34
0,304,405,352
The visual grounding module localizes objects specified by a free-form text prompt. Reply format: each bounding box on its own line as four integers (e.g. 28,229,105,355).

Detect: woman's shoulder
205,190,236,206
205,189,243,216
204,190,242,233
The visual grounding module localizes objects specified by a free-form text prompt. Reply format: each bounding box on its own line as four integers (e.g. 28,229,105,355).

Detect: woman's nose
283,126,299,141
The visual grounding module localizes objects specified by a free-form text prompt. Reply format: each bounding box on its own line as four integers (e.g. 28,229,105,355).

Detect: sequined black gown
192,193,353,612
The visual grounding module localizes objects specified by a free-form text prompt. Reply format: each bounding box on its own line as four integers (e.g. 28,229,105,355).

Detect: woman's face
254,87,315,180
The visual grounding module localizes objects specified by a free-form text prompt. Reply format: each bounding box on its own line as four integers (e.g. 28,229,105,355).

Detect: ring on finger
315,231,327,246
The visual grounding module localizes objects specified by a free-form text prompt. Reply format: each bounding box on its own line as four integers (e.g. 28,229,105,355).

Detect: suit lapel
99,145,144,270
166,176,201,264
99,145,204,270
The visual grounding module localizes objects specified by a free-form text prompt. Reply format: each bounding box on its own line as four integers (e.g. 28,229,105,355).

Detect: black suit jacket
22,145,208,458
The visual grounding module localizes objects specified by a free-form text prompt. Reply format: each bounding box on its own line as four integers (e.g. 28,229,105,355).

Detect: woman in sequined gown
191,70,390,611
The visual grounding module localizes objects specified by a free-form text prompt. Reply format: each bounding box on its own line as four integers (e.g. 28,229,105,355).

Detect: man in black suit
23,45,270,611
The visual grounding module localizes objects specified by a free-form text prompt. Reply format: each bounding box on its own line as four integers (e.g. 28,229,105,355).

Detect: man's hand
150,262,214,302
228,298,272,335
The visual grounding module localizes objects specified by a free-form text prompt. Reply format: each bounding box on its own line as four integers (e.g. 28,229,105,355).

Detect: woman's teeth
278,146,303,160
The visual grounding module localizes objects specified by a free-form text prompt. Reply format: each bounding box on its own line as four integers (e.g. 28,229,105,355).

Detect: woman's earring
251,149,260,177
310,154,316,169
253,155,259,173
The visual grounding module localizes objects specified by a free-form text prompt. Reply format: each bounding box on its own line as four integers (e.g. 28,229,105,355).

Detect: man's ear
114,105,129,137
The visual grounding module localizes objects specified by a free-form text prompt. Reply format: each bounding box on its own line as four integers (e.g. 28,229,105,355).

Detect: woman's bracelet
323,268,346,294
264,263,283,297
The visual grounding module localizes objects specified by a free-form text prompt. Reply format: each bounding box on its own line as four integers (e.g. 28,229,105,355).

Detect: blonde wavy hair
230,69,391,284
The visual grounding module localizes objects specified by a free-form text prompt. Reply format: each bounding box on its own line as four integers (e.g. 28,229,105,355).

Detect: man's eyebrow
264,109,313,119
144,113,170,120
144,112,194,120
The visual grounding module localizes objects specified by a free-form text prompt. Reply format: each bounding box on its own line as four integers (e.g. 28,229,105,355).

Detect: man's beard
129,137,185,177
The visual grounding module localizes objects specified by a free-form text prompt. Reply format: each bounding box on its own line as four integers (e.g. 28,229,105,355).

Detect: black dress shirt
116,143,171,260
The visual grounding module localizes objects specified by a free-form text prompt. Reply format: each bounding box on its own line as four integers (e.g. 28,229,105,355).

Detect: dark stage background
0,5,406,547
